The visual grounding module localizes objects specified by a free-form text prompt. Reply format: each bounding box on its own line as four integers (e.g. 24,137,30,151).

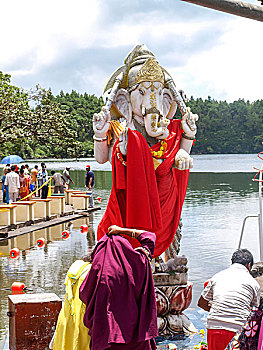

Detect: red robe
97,119,189,257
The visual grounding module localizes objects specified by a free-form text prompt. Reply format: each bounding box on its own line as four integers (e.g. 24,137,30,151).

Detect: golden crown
134,57,164,85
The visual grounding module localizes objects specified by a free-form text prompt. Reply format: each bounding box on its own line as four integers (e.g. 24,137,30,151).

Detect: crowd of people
1,163,76,204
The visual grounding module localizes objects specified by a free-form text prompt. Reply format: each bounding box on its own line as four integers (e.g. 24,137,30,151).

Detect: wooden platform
0,206,100,241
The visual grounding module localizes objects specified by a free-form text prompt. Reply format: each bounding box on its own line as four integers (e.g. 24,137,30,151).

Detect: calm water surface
0,154,262,348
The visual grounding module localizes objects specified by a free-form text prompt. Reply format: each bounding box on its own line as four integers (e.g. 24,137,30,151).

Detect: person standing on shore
3,164,11,176
2,168,11,203
51,170,65,194
85,165,94,208
38,163,49,199
24,164,30,176
198,249,260,350
62,167,74,190
30,165,38,195
4,165,20,203
19,168,29,200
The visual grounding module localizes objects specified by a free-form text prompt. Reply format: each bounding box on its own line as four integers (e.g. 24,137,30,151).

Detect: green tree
0,72,30,150
0,72,81,159
54,91,103,157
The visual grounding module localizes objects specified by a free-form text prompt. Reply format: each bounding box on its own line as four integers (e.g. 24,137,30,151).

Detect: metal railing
238,152,263,260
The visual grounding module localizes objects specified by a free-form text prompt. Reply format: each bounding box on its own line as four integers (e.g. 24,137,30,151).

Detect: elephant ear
114,89,132,124
163,88,177,119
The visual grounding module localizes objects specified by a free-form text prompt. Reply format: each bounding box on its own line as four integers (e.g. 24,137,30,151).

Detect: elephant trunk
143,106,170,140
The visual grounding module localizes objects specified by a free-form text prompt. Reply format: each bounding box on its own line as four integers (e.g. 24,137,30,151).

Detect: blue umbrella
1,155,24,164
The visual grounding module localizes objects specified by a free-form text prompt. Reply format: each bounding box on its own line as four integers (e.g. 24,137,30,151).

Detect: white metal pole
180,0,263,22
259,165,263,261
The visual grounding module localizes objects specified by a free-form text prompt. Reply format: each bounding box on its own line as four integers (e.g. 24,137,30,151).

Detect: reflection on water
0,170,262,344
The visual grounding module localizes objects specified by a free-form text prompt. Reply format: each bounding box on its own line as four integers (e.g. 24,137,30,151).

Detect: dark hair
20,165,25,170
25,164,29,168
20,169,24,175
35,165,38,169
231,249,254,267
51,170,55,175
11,165,16,171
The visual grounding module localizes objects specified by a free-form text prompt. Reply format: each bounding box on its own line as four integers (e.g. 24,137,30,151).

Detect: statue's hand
181,107,198,138
93,106,111,138
118,127,128,156
174,149,193,170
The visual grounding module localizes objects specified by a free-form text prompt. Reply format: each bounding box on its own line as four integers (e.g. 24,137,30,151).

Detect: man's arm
198,295,211,312
65,172,74,184
16,174,20,189
88,177,93,188
68,175,74,184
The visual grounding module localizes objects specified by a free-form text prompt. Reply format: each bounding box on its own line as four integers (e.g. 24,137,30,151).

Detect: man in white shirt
5,165,20,203
62,167,74,190
198,248,260,350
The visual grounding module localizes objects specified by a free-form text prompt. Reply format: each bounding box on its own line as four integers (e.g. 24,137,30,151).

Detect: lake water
0,154,262,348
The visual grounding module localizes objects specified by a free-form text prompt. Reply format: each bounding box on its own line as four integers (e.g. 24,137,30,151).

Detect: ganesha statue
93,45,198,334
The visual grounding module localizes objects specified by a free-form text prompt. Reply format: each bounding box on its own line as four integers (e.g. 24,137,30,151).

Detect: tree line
0,70,262,159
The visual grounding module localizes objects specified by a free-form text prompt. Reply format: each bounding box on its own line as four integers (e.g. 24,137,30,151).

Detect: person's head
42,164,46,169
35,165,38,170
7,168,11,173
41,162,45,167
25,164,29,169
20,165,25,170
51,170,55,175
19,169,24,175
6,164,10,167
11,165,16,172
66,167,70,171
86,165,90,171
231,248,254,271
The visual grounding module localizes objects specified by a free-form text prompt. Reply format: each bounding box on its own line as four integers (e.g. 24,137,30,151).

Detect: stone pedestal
8,293,62,350
155,282,193,335
0,205,17,226
71,194,90,210
15,201,35,223
48,196,65,215
152,220,195,335
33,199,51,219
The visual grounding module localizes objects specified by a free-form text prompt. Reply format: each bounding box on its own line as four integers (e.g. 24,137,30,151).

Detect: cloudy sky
1,0,262,102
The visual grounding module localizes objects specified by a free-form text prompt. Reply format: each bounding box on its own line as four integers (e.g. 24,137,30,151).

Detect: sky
1,0,263,102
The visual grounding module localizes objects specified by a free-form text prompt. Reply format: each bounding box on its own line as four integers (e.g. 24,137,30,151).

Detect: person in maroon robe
79,225,158,350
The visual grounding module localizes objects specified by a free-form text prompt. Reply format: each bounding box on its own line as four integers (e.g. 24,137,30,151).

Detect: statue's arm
94,140,112,164
93,107,112,164
174,108,199,170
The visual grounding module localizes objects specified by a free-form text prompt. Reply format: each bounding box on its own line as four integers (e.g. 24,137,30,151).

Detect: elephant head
112,56,177,140
114,81,177,140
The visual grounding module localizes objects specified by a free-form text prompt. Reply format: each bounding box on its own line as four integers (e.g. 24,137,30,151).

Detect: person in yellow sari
52,259,91,350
